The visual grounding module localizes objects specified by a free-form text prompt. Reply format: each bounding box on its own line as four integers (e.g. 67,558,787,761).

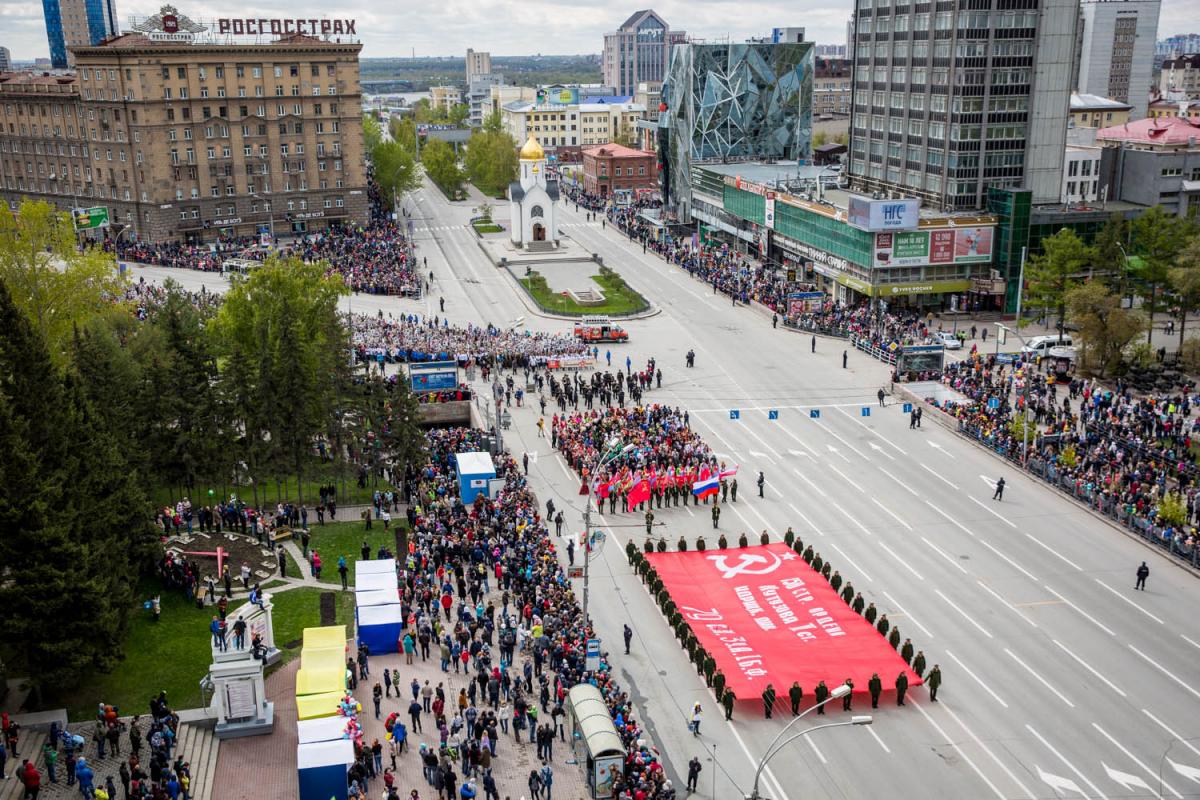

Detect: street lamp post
581,439,636,623
748,684,852,799
748,713,873,800
997,323,1033,466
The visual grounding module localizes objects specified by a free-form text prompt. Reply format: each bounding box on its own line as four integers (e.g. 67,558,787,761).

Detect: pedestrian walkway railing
956,421,1200,570
849,335,898,366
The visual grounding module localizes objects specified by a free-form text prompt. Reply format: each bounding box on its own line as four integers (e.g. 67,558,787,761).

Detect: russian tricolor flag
692,476,720,499
719,465,739,479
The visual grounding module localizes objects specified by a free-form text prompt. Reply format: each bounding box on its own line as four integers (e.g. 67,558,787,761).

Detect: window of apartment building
327,86,336,96
253,67,262,78
274,67,283,78
1162,167,1183,177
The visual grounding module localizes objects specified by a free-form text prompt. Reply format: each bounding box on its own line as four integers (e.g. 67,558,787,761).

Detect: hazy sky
0,0,1190,62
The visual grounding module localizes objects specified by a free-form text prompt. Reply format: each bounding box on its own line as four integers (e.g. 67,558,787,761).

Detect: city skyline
0,0,1191,65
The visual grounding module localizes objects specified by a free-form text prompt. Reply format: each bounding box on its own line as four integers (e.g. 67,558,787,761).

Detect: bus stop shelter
566,684,626,799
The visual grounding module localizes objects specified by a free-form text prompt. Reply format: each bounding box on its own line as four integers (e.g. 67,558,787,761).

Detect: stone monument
203,592,279,739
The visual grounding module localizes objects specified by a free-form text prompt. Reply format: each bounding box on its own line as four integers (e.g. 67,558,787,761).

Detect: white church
508,136,559,250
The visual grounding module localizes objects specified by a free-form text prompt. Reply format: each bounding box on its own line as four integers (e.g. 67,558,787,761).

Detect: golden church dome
519,136,544,160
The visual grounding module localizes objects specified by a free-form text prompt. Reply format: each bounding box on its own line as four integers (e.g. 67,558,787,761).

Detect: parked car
933,331,962,349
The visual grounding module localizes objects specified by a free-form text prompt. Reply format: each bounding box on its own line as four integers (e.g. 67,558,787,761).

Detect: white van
1021,334,1072,355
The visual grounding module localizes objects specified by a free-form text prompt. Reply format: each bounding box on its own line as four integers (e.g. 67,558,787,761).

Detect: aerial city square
1,0,1200,798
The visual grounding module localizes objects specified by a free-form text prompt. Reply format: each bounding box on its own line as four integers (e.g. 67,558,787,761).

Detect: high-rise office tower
43,0,118,69
1075,0,1160,119
602,10,686,97
848,0,1077,211
0,47,11,72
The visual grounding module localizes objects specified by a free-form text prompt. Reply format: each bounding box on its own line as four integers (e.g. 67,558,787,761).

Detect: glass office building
43,0,118,68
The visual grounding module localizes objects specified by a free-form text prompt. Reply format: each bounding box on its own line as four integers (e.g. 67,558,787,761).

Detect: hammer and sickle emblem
706,551,783,579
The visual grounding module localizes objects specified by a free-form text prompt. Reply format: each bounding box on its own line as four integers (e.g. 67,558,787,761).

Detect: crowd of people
351,315,590,369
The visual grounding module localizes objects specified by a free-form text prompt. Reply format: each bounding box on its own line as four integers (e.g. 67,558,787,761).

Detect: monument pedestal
205,592,279,739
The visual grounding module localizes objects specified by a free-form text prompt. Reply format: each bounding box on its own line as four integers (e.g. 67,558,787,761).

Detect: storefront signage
211,216,242,226
764,192,776,230
880,279,971,297
292,210,326,220
217,17,357,35
728,176,772,197
791,241,851,273
874,227,994,268
848,196,920,232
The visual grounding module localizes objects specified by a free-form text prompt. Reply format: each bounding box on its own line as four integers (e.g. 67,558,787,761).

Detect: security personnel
852,593,865,615
895,672,909,706
864,602,878,625
829,571,843,593
900,638,914,665
711,503,721,529
842,678,854,711
814,680,829,715
868,673,882,709
876,614,890,638
889,627,901,651
731,479,738,502
912,651,926,679
788,682,803,716
723,688,736,720
757,471,765,497
926,665,941,702
762,684,777,719
645,510,655,535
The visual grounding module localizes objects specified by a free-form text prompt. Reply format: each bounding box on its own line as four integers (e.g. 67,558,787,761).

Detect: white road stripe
806,734,828,765
1052,639,1126,697
1004,647,1074,707
977,581,1037,628
794,469,828,498
1092,722,1183,799
871,497,912,530
727,723,793,800
878,467,919,496
1043,584,1116,636
834,503,873,536
880,541,924,580
1182,634,1200,651
924,500,977,538
1026,723,1111,800
827,463,861,491
922,536,969,574
829,543,874,583
1094,579,1164,624
866,725,891,754
811,419,870,460
1128,644,1200,701
920,463,959,490
882,591,934,638
913,701,1007,800
934,589,992,638
836,407,908,454
1141,709,1200,760
978,539,1038,582
969,495,1018,528
1028,536,1084,570
940,700,1036,799
943,650,1008,708
788,503,823,535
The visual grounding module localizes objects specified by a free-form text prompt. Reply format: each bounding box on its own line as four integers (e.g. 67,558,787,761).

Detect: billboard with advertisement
874,227,994,267
786,291,825,318
72,206,110,230
537,86,579,105
847,196,920,231
409,361,459,393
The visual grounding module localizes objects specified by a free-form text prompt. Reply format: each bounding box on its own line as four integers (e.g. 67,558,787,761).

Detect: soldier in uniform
864,602,878,624
841,582,854,604
912,651,926,679
811,552,824,574
852,593,865,614
712,670,726,701
703,654,716,686
788,682,803,716
645,510,655,535
711,504,721,529
877,614,890,637
721,480,729,503
900,638,914,665
895,672,909,706
762,684,777,719
888,627,901,651
829,571,843,593
842,678,854,710
723,689,736,720
926,665,941,701
814,680,829,715
821,561,832,580
731,479,738,502
803,545,815,564
868,673,882,709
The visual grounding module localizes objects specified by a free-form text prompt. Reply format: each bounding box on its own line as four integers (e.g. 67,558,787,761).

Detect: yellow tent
296,665,346,696
295,690,343,720
302,625,347,651
302,646,346,673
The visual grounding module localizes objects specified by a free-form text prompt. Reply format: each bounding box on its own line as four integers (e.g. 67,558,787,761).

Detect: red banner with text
646,543,921,697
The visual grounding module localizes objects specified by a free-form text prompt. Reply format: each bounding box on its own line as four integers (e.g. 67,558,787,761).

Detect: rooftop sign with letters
847,196,920,232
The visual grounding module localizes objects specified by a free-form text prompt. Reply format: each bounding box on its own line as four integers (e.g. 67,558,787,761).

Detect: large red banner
646,543,922,697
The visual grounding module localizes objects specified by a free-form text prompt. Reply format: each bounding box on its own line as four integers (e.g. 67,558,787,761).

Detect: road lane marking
927,439,956,459
836,407,908,454
977,539,1038,581
834,503,873,536
1027,535,1084,571
866,725,891,754
922,537,969,574
556,455,574,481
943,650,1007,708
977,581,1037,628
829,543,874,583
920,463,958,490
969,495,1018,528
882,591,934,638
1092,723,1183,799
776,423,821,457
726,723,793,800
939,700,1036,798
1141,709,1200,760
811,419,870,460
934,589,991,637
1043,585,1116,636
866,441,896,461
788,503,823,535
1026,724,1111,800
793,469,828,498
1128,645,1200,701
806,734,828,765
879,467,920,496
1004,647,1074,707
924,501,978,538
1094,579,1164,624
912,700,1007,800
827,463,862,491
1182,634,1200,652
1052,640,1126,697
871,497,912,530
880,541,924,580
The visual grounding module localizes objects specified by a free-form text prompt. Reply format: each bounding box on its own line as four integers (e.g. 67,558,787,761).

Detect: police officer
757,471,765,498
731,479,738,502
993,476,1006,501
645,510,655,536
895,672,909,706
788,682,803,716
926,665,941,702
868,673,882,709
814,680,829,715
842,678,854,711
900,638,914,665
623,624,633,655
762,684,776,719
912,650,927,679
1136,561,1149,591
711,504,721,529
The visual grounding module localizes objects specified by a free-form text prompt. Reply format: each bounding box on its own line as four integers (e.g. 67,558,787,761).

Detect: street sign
585,638,601,671
567,566,584,579
810,409,820,418
988,397,1001,410
861,407,871,417
72,206,109,230
730,410,741,420
903,403,913,413
768,409,779,420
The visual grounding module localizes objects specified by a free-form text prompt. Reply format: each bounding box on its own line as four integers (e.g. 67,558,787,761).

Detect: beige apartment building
502,100,644,161
0,29,367,243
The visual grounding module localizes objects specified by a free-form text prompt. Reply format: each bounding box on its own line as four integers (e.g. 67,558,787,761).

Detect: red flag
627,477,651,507
596,478,611,499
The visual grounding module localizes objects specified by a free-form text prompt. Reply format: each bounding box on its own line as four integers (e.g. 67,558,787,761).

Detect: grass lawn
150,471,397,511
521,269,649,316
56,583,354,720
471,220,504,234
301,519,406,588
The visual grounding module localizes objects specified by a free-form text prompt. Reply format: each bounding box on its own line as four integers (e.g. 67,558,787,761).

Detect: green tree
1091,214,1129,289
483,110,503,134
373,140,421,209
813,130,829,147
1026,228,1092,339
1065,281,1144,377
464,128,518,197
448,103,470,126
390,116,418,155
363,113,383,153
0,200,127,364
1168,233,1200,352
422,139,465,196
1132,206,1190,344
1157,491,1187,527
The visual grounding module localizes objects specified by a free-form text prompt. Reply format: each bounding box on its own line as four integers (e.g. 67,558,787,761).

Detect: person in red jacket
20,758,41,798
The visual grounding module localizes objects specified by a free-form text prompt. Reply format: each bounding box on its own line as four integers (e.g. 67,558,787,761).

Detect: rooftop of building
617,9,665,30
1070,92,1133,111
1163,53,1200,67
0,71,77,87
1096,115,1200,145
70,31,360,54
581,143,653,158
502,100,644,113
579,95,633,104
